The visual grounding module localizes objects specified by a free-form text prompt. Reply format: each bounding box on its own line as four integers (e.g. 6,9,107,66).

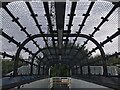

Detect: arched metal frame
14,34,108,76
1,1,120,77
32,47,85,66
1,1,120,90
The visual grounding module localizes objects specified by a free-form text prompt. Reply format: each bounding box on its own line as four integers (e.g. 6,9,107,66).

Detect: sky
0,0,119,59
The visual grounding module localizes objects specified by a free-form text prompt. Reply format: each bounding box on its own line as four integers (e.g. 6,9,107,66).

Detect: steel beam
43,2,57,59
2,31,33,55
64,2,77,54
25,2,55,75
0,52,38,66
55,2,66,57
68,2,94,56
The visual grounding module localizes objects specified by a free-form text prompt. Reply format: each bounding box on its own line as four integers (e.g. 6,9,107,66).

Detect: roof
0,0,120,68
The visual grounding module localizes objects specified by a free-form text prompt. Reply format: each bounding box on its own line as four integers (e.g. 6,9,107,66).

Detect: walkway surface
15,78,112,89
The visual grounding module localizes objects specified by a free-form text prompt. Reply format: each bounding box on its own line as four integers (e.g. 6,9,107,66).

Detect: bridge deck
72,75,120,89
1,75,48,90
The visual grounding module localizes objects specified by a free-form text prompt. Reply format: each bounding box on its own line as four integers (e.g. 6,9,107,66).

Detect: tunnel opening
49,64,71,77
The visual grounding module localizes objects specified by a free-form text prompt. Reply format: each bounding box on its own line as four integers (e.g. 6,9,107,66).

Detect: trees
107,56,120,66
2,60,14,76
50,64,70,77
89,55,120,66
2,55,28,76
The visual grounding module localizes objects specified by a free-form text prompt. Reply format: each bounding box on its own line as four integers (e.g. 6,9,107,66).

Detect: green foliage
107,56,120,65
47,42,89,77
2,60,14,76
2,59,27,76
50,64,70,77
89,55,120,66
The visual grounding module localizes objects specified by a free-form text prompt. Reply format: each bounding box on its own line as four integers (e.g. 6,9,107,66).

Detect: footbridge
0,0,120,89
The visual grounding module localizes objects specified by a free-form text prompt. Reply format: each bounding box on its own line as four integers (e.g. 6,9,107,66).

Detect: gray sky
0,0,119,59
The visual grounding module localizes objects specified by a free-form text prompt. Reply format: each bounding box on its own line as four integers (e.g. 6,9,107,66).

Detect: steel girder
25,2,55,75
68,2,95,56
64,2,77,55
43,2,57,59
69,2,120,63
55,2,66,57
